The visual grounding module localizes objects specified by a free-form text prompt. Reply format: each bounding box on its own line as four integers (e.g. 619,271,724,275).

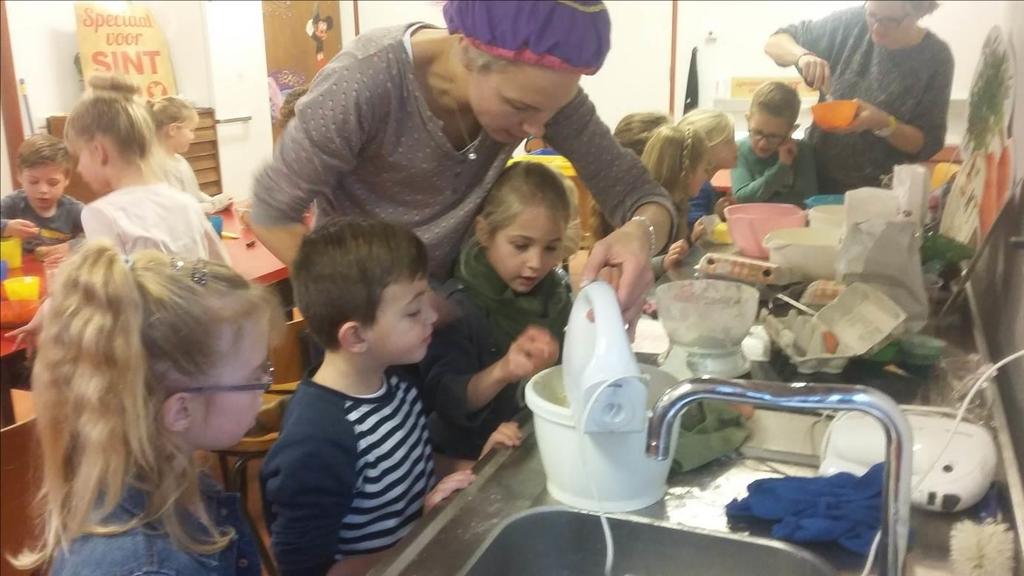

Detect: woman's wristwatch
873,114,898,138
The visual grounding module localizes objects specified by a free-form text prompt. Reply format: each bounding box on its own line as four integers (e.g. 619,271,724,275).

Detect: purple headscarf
443,1,611,75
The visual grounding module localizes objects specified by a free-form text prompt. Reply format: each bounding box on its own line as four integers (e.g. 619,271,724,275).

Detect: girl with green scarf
420,162,580,467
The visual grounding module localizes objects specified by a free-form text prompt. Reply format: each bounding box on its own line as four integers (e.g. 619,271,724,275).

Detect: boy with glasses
732,82,818,205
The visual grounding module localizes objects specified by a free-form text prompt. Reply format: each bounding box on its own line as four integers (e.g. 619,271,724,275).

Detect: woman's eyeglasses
864,2,908,30
178,362,275,395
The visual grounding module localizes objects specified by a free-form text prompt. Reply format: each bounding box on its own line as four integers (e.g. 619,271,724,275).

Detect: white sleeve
81,204,127,255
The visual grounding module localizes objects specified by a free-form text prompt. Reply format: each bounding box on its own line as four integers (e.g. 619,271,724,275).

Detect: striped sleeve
335,375,435,555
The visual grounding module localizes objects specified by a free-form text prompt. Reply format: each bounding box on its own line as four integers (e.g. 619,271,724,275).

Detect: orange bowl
811,100,858,129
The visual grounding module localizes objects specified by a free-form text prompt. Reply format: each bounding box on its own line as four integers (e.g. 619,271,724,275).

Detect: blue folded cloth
725,463,883,555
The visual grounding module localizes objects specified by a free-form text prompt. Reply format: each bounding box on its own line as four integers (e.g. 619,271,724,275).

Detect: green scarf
454,244,572,353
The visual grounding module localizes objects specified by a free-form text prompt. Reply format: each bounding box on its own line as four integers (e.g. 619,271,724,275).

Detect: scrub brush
949,519,1015,575
949,486,1015,576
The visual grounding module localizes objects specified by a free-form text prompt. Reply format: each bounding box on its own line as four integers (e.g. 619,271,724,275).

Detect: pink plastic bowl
724,203,807,259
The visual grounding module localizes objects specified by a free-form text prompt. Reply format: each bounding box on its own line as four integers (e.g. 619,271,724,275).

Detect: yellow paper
74,2,177,99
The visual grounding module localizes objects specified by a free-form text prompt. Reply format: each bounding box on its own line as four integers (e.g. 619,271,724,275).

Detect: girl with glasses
14,242,280,575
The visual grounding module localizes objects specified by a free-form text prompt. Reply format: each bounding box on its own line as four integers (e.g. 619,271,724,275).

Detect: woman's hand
424,469,475,513
3,219,40,239
480,421,523,459
499,326,559,383
825,99,890,134
797,53,831,93
581,218,656,334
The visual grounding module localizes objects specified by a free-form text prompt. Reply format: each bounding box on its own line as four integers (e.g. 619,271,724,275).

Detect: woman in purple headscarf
252,0,675,323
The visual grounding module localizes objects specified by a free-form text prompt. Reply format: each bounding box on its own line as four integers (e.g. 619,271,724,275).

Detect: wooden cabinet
186,108,224,198
46,107,224,203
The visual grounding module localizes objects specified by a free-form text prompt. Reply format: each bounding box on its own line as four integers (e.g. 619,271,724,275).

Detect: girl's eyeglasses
178,362,275,395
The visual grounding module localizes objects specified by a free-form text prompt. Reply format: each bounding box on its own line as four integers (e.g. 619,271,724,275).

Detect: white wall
5,0,211,133
581,1,674,129
203,1,273,199
1,116,12,196
354,0,444,31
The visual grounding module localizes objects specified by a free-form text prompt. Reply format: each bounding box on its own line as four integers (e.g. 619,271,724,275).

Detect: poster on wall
940,27,1016,247
263,1,342,141
73,2,177,99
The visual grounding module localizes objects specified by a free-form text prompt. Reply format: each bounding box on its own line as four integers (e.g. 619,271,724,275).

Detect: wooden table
217,208,289,285
1,256,46,359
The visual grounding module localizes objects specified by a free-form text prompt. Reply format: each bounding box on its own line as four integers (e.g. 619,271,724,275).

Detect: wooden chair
1,417,42,575
216,394,290,576
212,313,309,575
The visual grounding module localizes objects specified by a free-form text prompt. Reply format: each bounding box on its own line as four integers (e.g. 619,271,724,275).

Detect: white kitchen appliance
820,411,997,512
525,281,679,512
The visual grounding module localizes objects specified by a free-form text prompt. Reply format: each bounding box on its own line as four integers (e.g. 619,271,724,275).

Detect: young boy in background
1,134,84,262
732,82,818,205
262,219,494,576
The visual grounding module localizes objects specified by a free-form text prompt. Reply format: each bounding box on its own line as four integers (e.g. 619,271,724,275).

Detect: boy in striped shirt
262,219,478,576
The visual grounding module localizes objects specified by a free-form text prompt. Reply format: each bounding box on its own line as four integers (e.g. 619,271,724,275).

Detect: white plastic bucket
808,205,846,231
525,365,680,512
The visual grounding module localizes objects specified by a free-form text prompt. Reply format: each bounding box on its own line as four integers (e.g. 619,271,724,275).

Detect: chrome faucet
646,377,913,576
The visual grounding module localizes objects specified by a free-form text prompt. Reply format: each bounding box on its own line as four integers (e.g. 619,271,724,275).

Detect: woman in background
766,0,953,193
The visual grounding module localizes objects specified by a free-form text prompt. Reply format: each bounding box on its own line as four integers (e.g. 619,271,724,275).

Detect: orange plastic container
811,100,858,130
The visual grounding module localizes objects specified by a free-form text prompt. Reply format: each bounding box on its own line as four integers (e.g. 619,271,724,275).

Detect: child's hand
778,139,798,166
424,469,475,513
500,326,559,382
664,239,691,272
34,243,70,264
480,421,523,459
689,219,707,245
4,219,40,239
714,196,734,220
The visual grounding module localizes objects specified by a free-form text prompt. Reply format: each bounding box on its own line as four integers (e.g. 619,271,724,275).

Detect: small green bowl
899,334,946,366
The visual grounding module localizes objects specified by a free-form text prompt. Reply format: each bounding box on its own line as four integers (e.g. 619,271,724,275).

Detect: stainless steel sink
461,507,835,576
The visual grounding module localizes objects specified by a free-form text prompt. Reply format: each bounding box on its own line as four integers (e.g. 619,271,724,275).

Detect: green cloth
673,401,751,472
453,243,572,352
732,137,818,205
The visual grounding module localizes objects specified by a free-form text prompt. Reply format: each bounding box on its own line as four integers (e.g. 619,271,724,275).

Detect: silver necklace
452,108,479,160
446,43,478,160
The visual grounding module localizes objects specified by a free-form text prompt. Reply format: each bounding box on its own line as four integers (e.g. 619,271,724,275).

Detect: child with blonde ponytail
67,75,228,263
639,124,710,279
149,96,230,214
13,241,279,575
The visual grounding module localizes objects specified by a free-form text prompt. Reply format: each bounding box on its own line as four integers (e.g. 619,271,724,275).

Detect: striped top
261,371,435,575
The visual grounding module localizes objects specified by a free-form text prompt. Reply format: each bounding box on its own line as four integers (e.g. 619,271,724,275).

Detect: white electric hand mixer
562,281,648,434
525,280,678,513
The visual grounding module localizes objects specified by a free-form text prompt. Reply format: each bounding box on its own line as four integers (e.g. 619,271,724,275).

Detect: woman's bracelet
630,215,658,257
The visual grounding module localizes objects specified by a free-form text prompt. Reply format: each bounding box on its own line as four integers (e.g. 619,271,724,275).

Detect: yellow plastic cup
3,276,40,301
0,237,23,269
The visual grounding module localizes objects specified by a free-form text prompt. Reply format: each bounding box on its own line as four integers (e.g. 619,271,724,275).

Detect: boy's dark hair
750,82,801,127
17,134,72,172
292,218,428,350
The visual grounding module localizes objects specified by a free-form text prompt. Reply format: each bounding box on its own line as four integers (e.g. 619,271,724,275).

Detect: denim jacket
51,474,260,576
